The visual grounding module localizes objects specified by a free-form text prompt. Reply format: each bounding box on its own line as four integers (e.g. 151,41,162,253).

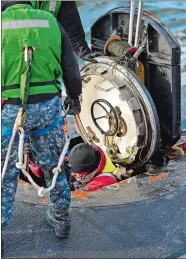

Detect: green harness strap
20,66,31,105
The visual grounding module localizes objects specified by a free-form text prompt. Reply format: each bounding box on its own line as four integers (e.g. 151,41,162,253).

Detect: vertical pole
128,1,135,47
134,1,143,48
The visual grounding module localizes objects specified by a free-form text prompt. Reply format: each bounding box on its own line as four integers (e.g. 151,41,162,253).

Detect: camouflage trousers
1,97,71,227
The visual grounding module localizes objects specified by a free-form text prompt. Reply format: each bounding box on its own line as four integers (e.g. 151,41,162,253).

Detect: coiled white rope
2,108,70,197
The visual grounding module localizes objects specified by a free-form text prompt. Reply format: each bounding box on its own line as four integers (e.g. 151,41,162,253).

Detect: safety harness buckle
17,107,26,128
24,46,33,63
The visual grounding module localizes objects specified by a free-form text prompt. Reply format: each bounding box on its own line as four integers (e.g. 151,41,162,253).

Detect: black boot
46,208,70,238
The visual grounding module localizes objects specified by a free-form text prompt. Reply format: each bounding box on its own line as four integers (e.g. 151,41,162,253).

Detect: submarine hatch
74,5,181,169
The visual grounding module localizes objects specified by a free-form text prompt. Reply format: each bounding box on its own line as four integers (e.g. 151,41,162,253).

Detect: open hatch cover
75,56,160,168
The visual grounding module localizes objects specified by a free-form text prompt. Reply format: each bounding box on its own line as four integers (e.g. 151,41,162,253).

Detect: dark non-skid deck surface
3,186,186,259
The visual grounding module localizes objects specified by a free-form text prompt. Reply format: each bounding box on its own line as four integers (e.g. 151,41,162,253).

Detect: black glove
82,52,101,63
64,96,81,115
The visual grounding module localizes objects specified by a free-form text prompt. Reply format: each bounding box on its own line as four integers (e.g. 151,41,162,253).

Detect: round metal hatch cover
76,56,160,168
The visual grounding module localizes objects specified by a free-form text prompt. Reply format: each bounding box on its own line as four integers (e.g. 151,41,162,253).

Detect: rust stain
18,179,25,184
168,154,180,160
143,10,159,22
71,191,90,200
149,172,168,182
40,198,50,205
71,181,127,199
113,180,125,186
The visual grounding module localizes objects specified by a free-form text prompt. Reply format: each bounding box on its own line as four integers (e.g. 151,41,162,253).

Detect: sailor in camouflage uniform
1,1,82,239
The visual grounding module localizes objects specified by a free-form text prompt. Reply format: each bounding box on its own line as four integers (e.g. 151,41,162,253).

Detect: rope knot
16,162,26,170
52,167,61,174
38,187,45,197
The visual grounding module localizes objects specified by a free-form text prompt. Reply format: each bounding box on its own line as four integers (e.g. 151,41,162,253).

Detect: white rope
2,107,70,197
2,108,23,180
15,128,53,193
15,127,70,197
2,128,18,181
53,133,70,174
17,127,25,168
38,133,70,196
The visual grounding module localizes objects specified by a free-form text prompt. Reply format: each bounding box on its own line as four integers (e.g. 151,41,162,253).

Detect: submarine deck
2,84,186,258
3,153,186,259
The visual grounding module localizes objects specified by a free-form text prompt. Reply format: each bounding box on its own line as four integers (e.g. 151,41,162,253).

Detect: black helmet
69,143,100,173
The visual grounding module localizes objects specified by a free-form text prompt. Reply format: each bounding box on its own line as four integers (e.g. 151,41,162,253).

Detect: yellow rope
172,145,186,156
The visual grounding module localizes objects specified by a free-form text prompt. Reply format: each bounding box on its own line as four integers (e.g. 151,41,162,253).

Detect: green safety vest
2,4,62,101
31,1,62,17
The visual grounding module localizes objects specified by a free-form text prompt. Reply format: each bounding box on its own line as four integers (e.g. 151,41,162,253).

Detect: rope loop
2,109,70,197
